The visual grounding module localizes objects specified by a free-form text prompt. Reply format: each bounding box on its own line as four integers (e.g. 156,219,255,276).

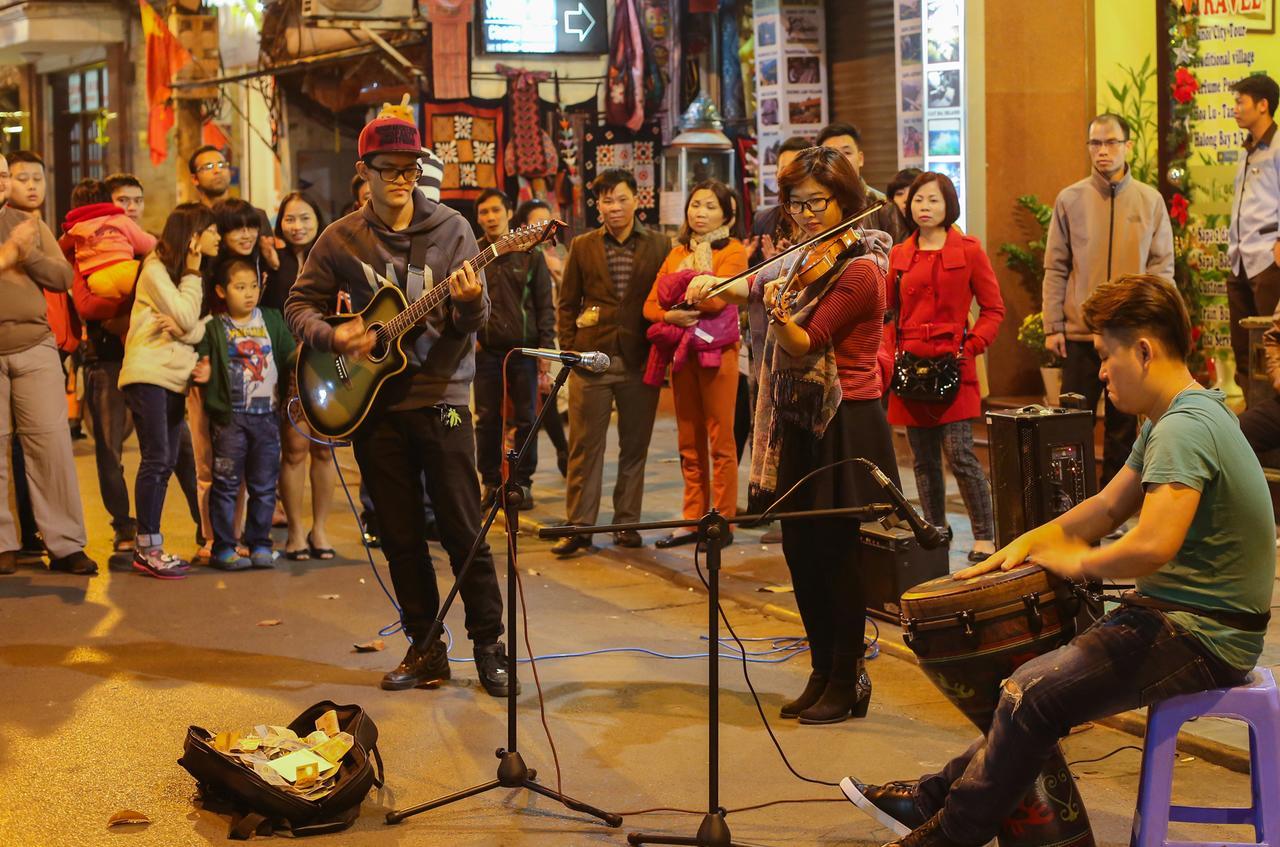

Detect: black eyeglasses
784,196,834,216
371,165,423,184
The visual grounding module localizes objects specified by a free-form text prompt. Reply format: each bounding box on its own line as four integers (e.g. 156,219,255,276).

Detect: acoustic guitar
295,218,561,439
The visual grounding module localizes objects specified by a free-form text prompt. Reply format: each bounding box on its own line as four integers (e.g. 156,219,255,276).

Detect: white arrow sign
564,2,596,43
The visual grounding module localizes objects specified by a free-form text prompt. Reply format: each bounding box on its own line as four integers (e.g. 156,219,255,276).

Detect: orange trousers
671,348,740,519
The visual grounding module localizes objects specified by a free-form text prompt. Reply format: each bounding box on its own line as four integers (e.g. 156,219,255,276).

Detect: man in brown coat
553,169,670,555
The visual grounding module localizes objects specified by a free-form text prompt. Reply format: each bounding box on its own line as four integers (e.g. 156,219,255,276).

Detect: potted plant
1017,312,1064,405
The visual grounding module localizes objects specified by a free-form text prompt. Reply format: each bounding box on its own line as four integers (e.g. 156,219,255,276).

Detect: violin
768,224,866,325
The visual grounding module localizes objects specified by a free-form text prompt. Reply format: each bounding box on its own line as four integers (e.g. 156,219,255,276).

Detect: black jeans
1062,340,1137,484
914,607,1245,844
123,384,188,547
474,348,538,488
780,516,865,675
84,361,135,533
352,405,503,646
1240,394,1280,456
210,412,281,554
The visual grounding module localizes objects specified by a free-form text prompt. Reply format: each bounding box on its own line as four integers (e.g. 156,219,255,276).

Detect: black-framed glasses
196,161,230,172
1086,140,1126,151
372,164,423,184
784,195,834,216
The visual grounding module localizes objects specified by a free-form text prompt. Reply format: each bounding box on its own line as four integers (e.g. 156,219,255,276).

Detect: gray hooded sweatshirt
285,191,489,410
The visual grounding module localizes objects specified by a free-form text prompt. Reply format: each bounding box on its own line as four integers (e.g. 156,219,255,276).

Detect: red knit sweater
801,259,886,401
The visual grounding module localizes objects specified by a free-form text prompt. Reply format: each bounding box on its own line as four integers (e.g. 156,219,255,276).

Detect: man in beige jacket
1042,114,1174,483
0,151,95,576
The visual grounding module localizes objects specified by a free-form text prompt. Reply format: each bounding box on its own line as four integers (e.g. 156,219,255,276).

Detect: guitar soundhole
366,322,389,362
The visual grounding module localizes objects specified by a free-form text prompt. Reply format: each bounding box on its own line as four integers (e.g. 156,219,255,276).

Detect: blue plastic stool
1132,667,1280,847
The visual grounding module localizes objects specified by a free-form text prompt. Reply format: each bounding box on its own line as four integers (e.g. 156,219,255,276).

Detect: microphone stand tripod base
629,809,749,847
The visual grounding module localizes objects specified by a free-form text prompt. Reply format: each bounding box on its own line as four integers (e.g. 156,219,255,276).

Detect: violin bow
701,200,887,301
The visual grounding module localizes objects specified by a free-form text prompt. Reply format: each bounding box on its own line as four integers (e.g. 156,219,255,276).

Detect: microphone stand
540,502,897,847
386,364,622,829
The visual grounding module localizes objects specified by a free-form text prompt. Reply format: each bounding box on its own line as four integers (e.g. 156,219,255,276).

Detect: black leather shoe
799,658,871,724
516,485,535,511
839,777,927,835
967,549,992,563
655,532,698,549
474,641,519,697
381,639,450,690
48,550,98,575
551,534,592,556
612,529,643,548
780,671,828,719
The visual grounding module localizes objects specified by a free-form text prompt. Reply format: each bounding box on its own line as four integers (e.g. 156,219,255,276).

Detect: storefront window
53,63,111,222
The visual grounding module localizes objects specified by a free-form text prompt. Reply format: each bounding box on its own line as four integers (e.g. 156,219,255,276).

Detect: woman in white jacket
120,203,219,578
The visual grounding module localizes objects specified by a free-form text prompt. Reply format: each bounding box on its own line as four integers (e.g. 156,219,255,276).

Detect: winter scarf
678,225,732,273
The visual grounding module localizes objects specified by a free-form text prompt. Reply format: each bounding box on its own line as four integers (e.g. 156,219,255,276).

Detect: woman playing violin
685,146,901,726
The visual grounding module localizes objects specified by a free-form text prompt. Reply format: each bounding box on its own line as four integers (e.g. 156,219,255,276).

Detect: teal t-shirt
1125,388,1275,671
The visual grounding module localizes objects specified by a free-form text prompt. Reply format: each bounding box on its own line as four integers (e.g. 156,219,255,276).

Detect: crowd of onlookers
1,69,1278,581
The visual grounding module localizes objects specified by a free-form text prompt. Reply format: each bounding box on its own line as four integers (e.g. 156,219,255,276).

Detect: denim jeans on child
123,383,187,548
210,411,281,554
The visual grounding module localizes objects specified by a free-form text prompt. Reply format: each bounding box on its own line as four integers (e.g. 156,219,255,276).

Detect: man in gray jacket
0,151,96,576
1042,114,1174,483
286,113,513,697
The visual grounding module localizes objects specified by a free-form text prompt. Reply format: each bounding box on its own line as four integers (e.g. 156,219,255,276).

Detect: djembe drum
899,564,1094,847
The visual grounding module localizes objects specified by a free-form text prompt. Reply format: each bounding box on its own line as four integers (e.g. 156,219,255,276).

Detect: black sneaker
381,639,451,690
840,777,924,836
474,641,519,697
48,550,99,576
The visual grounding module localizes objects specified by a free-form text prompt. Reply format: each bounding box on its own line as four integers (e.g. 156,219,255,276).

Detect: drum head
901,562,1046,602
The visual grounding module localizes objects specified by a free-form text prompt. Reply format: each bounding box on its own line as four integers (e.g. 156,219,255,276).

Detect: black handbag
889,270,967,404
178,700,384,839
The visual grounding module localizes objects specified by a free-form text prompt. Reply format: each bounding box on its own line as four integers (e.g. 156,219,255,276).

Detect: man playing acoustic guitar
842,274,1274,845
285,106,514,697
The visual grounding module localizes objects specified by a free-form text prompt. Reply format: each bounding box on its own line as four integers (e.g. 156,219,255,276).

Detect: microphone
859,459,947,550
518,348,611,374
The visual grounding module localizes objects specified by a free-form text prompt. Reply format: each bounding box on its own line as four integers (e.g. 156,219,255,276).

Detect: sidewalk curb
517,513,1252,775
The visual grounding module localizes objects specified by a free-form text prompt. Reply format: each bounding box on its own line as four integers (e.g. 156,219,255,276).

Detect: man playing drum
843,274,1275,846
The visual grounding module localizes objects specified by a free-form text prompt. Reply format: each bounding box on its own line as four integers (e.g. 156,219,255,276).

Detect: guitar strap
406,233,434,302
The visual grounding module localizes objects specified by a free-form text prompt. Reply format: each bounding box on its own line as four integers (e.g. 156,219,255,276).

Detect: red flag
139,0,191,165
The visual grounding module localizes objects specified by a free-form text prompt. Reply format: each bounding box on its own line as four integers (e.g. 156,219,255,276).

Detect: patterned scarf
678,225,732,273
748,229,891,508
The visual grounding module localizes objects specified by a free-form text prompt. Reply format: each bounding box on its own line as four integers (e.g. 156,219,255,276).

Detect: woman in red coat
888,172,1005,562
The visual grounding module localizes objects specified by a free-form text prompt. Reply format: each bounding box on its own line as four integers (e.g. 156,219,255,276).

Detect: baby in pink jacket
61,185,156,299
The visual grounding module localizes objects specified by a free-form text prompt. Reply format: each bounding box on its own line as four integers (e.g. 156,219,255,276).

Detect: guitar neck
381,244,500,339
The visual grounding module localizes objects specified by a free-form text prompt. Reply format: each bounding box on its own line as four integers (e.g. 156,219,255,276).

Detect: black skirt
768,397,901,515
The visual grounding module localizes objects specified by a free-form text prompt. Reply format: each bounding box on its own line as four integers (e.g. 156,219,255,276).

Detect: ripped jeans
914,607,1246,844
210,411,281,555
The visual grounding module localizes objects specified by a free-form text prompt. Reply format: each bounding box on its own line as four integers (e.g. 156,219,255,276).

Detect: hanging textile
423,99,506,201
582,122,661,229
606,0,646,130
138,0,191,165
424,0,472,99
719,0,745,122
495,64,558,179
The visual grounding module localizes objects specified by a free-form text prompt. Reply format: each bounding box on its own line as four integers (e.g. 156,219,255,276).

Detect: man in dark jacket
285,112,513,697
473,188,555,509
552,169,670,556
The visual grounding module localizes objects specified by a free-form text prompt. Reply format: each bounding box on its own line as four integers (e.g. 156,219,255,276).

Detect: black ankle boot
798,657,871,725
779,671,829,719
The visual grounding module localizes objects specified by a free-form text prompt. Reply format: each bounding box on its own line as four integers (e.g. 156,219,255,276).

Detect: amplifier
862,522,950,623
986,405,1097,549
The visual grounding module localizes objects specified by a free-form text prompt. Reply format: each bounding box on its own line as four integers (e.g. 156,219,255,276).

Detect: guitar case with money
178,700,385,839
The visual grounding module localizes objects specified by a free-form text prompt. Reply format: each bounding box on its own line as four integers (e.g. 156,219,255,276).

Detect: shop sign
480,0,609,55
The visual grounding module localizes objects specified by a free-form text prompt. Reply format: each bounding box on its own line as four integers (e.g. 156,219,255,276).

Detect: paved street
0,410,1269,846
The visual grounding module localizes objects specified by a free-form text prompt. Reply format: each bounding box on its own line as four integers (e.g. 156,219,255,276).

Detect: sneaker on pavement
474,641,519,697
840,777,923,837
883,812,979,847
48,550,99,575
249,548,276,569
133,548,190,580
210,548,251,571
381,639,451,690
